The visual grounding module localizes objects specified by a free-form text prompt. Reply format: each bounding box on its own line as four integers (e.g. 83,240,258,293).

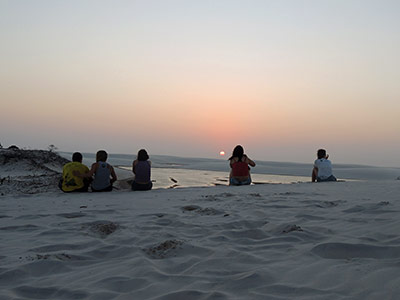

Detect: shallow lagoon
118,166,310,189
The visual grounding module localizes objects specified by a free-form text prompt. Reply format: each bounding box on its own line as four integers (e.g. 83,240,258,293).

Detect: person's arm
86,163,97,177
109,165,117,184
74,163,97,178
132,160,138,174
312,167,318,182
229,158,236,168
245,155,256,167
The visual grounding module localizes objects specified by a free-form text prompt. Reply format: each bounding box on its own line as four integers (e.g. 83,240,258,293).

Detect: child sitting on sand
312,149,337,182
132,149,152,191
229,145,256,186
75,150,117,192
59,152,91,192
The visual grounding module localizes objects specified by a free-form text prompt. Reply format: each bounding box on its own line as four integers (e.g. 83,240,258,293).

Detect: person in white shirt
312,149,337,182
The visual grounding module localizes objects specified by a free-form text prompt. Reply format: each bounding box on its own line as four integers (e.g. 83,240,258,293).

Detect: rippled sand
1,180,400,299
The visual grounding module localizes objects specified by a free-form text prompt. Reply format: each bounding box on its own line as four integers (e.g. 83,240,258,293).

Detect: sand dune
1,180,400,299
1,149,400,299
0,148,68,195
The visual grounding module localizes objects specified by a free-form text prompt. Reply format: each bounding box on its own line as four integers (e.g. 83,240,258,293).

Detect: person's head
72,152,83,163
317,149,327,159
137,149,149,161
229,145,244,160
96,150,108,162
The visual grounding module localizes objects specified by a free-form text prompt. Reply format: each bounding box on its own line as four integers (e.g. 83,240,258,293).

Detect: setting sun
219,151,225,156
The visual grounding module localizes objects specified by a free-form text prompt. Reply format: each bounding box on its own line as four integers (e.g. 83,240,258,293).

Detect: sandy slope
0,148,68,195
1,180,400,300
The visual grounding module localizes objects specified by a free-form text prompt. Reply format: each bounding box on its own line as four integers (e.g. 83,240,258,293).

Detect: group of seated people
59,146,336,193
59,149,152,193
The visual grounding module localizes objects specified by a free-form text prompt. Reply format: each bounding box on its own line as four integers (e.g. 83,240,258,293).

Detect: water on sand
118,166,310,189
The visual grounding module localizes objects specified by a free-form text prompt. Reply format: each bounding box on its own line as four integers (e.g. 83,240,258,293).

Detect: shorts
92,185,113,192
59,177,90,193
132,181,153,191
317,175,337,182
229,177,251,186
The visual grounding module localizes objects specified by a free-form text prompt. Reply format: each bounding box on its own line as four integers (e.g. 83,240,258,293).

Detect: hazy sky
1,1,399,167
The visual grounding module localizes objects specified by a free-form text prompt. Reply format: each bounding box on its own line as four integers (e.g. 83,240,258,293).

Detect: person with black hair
59,152,91,192
75,150,117,192
229,145,256,186
312,149,337,182
131,149,152,191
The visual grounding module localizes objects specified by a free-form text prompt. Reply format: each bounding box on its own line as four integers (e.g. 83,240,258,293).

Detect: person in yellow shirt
59,152,91,192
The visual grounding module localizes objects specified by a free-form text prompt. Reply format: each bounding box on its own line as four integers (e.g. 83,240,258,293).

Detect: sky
1,0,399,167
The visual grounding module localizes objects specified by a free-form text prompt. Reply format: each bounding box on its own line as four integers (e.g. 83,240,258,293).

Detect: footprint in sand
82,221,119,237
282,225,303,233
23,253,73,261
181,205,223,216
143,240,184,259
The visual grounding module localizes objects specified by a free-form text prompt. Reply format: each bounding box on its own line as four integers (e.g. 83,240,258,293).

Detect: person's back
231,157,250,177
87,150,117,192
312,149,337,182
132,149,152,191
314,158,333,179
134,161,151,183
91,161,112,191
60,152,90,192
229,145,256,186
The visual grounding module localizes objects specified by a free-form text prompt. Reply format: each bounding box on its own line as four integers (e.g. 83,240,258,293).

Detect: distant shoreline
60,152,400,181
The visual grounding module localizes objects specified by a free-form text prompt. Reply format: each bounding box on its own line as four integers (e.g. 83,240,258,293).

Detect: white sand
1,179,400,299
1,149,400,299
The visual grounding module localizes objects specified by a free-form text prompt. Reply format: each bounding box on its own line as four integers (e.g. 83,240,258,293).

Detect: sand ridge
0,148,68,195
